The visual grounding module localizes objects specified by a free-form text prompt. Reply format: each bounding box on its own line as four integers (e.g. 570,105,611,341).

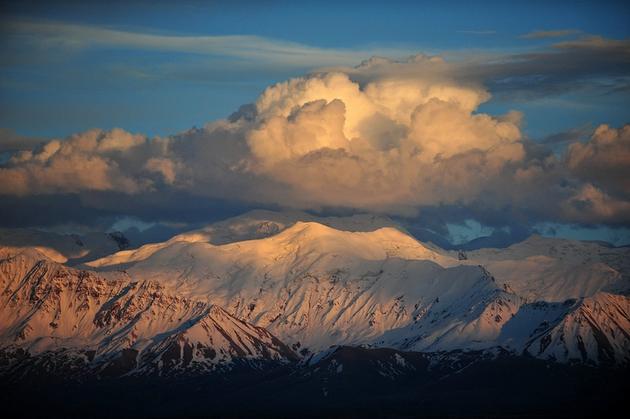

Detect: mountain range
1,210,628,417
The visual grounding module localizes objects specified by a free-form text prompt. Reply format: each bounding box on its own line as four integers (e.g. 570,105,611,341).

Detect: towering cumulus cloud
0,54,629,225
243,56,524,212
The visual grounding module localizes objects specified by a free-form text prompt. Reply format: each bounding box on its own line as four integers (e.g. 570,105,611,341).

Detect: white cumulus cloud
0,55,628,225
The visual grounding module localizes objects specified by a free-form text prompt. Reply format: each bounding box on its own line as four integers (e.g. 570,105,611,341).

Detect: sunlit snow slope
0,248,295,377
83,212,630,363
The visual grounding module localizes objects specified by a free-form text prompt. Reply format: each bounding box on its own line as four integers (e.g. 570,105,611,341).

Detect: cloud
468,35,630,100
0,128,176,195
540,124,592,145
0,54,628,228
237,56,527,213
144,157,178,185
2,19,628,106
0,128,46,153
563,184,630,224
566,124,630,199
457,30,497,36
0,19,413,69
521,29,581,39
312,36,630,105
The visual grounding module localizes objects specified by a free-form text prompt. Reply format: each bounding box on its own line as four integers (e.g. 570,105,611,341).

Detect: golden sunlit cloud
0,55,628,223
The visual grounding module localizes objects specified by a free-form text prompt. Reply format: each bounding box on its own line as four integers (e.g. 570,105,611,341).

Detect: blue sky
1,0,629,139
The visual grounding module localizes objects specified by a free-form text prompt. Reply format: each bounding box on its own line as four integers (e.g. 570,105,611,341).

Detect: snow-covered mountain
0,227,129,265
1,211,628,369
80,211,630,364
459,235,630,302
86,221,482,349
86,209,405,269
198,209,404,244
0,248,295,378
499,292,630,365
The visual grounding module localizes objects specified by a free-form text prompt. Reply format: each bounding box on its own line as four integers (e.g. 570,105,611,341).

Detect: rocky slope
499,292,630,365
0,249,295,379
2,211,629,367
82,215,630,364
87,221,496,351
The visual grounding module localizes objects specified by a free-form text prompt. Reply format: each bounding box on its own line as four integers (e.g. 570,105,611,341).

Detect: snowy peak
84,221,478,350
258,220,447,262
3,210,629,367
0,250,295,378
202,209,403,242
87,219,455,274
0,227,129,265
462,234,630,302
86,211,413,269
78,215,629,362
135,304,296,375
518,293,630,365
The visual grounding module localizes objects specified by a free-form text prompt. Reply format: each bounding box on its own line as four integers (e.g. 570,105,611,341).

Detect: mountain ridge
0,249,296,379
1,211,629,368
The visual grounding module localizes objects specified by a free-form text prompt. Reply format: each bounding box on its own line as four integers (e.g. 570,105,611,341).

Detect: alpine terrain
1,211,628,417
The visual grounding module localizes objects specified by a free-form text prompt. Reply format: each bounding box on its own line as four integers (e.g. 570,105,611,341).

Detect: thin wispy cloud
540,124,593,145
521,29,581,39
457,30,497,35
1,19,414,68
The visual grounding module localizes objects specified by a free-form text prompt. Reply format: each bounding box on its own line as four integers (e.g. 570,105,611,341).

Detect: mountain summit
76,212,630,362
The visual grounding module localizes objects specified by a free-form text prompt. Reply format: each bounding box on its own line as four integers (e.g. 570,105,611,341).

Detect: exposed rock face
84,219,630,363
0,249,296,379
518,293,630,365
2,213,629,373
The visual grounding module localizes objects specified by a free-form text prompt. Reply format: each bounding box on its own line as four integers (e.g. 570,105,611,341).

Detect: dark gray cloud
0,128,46,152
540,125,593,145
469,36,630,101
